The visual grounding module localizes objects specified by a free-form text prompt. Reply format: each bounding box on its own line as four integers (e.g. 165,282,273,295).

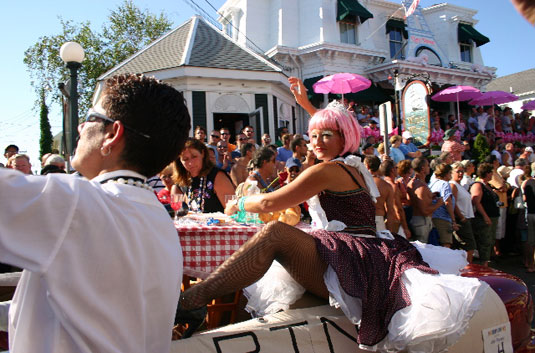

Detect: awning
385,19,408,39
337,0,373,24
458,23,490,47
338,84,392,103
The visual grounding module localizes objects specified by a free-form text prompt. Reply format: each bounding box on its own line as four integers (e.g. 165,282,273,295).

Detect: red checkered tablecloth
178,224,262,279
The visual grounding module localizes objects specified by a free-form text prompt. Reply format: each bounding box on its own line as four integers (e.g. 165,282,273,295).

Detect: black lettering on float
497,341,505,353
269,321,309,353
320,317,359,353
213,332,260,353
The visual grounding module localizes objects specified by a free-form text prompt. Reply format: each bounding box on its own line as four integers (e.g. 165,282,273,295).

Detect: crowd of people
0,72,534,352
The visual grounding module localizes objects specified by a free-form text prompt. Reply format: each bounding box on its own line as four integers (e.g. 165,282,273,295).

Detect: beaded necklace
99,176,153,191
187,176,207,212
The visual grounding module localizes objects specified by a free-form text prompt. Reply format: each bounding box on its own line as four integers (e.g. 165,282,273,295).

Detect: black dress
183,167,232,213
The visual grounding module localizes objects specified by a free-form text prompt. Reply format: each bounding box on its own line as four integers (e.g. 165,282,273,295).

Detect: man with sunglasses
0,74,190,353
231,133,249,159
206,130,221,161
220,127,236,152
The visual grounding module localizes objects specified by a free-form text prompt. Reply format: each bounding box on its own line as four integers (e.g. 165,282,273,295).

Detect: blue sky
0,0,533,172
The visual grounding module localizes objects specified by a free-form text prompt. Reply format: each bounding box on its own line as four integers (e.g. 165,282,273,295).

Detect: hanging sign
401,80,430,146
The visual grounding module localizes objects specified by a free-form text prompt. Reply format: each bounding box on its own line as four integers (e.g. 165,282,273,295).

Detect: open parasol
313,73,372,102
431,85,481,124
521,100,535,111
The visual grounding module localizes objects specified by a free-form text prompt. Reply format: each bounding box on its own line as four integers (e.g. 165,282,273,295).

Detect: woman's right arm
288,77,317,117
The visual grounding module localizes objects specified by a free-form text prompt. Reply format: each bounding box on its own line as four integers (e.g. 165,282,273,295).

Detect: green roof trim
337,0,373,24
458,23,490,47
386,19,408,39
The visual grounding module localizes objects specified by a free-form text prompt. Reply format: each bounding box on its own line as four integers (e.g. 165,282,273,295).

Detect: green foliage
23,0,172,115
472,133,490,163
39,91,53,158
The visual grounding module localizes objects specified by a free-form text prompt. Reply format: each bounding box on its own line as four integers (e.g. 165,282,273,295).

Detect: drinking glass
224,194,237,207
170,194,185,220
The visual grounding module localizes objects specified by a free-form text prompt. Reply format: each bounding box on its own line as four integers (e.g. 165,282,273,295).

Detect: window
386,19,407,59
460,41,472,63
340,21,358,44
389,28,404,59
415,47,442,66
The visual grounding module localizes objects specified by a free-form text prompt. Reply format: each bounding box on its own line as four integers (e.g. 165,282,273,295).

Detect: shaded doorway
213,113,251,143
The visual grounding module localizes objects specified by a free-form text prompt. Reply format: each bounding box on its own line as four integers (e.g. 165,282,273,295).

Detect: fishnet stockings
181,221,329,309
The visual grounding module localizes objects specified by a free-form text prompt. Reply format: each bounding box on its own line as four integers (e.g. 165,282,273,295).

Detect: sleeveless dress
243,156,490,352
183,167,230,213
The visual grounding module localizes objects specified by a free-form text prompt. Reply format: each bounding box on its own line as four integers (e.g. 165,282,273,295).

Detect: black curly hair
102,74,191,177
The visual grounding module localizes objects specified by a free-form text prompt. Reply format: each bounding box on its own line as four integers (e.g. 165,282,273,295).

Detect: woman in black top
470,163,500,266
173,138,235,213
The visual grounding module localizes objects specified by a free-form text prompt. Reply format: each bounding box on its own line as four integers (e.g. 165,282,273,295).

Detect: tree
39,90,53,158
472,133,490,163
23,0,172,115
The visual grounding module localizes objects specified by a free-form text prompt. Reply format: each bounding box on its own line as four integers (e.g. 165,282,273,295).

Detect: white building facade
218,0,495,131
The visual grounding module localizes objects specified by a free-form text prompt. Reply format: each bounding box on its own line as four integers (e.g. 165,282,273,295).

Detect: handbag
514,195,526,210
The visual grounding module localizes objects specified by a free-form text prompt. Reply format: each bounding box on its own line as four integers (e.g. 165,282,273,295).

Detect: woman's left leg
181,221,329,310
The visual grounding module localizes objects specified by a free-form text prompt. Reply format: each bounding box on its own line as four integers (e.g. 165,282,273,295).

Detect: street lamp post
59,42,84,171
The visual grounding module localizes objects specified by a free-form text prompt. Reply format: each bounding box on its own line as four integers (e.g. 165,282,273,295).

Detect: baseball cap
285,158,302,169
402,131,413,139
525,146,534,153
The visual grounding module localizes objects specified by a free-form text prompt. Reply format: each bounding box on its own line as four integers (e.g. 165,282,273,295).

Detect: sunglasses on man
85,109,151,139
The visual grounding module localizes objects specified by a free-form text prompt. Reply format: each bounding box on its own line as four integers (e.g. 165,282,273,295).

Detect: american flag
404,0,420,18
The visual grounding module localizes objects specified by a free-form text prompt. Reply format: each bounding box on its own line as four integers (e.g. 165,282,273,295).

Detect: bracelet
238,196,248,212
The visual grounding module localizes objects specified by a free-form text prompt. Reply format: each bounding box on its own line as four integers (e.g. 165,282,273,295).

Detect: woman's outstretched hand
225,199,239,215
288,77,318,117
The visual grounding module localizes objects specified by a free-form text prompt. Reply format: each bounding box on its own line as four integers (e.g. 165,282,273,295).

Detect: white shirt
477,113,489,132
508,168,525,188
451,180,474,218
0,169,182,353
491,150,502,164
460,174,475,191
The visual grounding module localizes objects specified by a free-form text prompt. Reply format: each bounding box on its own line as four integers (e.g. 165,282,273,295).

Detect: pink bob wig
308,105,361,155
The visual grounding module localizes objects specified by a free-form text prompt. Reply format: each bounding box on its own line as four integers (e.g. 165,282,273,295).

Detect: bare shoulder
215,170,232,184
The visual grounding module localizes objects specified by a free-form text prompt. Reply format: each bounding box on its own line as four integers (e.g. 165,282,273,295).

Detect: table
177,223,262,279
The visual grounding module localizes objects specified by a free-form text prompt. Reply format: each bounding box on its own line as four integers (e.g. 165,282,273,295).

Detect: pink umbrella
313,73,371,102
431,85,482,124
468,91,518,106
469,91,518,133
521,100,535,111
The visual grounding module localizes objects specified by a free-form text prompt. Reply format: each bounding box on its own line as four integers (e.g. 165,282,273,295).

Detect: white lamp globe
60,42,85,63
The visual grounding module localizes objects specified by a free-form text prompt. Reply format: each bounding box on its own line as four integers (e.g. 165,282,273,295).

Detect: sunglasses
239,138,247,141
85,110,150,139
221,132,230,136
211,135,221,138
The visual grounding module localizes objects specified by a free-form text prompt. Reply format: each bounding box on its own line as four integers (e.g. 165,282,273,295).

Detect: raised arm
288,77,318,117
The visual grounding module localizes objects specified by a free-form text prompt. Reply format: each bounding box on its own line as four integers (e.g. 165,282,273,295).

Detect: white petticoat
243,241,490,353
